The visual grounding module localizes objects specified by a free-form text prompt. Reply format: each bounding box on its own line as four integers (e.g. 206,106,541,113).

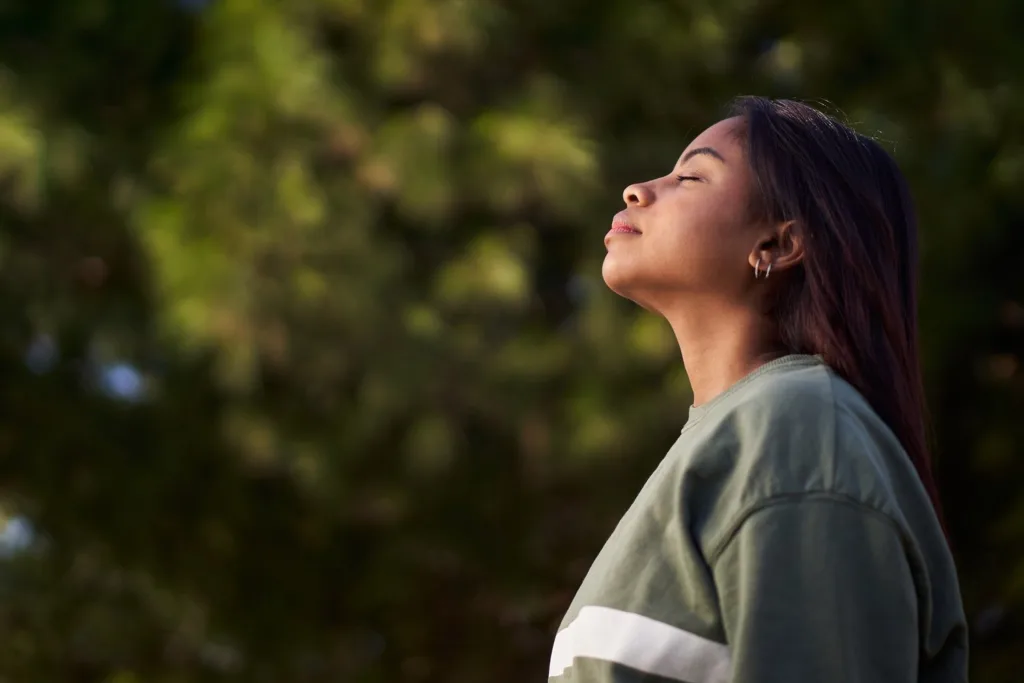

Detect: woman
548,98,968,683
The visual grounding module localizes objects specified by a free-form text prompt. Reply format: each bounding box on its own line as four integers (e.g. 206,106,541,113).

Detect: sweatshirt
549,354,967,683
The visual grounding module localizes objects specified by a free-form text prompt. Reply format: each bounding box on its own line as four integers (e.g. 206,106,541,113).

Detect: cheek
653,201,717,262
660,194,749,276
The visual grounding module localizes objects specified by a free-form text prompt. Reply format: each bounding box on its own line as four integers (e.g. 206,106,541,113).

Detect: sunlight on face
603,117,758,313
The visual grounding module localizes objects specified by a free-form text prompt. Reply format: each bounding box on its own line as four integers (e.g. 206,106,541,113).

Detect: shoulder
679,360,911,553
721,358,840,437
684,359,841,481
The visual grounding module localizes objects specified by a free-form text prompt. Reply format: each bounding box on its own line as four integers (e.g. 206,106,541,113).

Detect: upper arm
711,497,919,683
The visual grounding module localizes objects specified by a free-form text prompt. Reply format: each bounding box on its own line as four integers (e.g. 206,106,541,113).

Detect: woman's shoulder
679,359,917,543
695,356,894,451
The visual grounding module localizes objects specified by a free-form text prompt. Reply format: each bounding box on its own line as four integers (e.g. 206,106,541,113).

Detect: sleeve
711,497,919,683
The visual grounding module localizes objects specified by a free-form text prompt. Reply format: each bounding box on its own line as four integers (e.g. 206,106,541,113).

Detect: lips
609,212,641,235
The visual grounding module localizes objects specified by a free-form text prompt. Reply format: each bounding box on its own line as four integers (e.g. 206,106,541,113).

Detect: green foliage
1,0,1024,680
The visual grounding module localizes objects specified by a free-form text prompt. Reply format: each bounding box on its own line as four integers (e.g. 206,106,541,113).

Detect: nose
622,182,653,207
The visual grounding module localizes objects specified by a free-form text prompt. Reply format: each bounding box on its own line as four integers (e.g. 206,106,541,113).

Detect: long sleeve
711,495,919,683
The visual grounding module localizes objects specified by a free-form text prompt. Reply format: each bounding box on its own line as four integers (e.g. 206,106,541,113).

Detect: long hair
730,97,944,522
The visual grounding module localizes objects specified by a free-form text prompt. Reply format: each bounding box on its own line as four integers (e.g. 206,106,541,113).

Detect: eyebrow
678,146,726,165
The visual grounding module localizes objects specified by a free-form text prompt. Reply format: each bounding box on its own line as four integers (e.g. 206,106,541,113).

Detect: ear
747,220,805,274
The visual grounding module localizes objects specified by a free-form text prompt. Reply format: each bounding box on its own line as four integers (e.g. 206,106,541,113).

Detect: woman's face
602,117,761,312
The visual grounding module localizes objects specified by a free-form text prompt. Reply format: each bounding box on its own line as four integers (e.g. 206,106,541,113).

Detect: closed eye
676,175,702,182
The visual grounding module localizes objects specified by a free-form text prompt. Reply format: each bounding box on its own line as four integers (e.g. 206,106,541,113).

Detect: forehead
677,116,745,164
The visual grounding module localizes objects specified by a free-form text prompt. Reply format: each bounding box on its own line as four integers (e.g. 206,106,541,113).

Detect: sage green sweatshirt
549,355,967,683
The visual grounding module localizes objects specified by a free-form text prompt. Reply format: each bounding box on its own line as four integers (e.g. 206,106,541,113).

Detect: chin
601,258,660,312
601,256,631,295
602,258,642,304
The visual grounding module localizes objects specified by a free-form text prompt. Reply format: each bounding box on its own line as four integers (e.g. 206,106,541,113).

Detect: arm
711,496,919,683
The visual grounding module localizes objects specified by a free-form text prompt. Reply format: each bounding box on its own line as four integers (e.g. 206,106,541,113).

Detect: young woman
548,98,968,683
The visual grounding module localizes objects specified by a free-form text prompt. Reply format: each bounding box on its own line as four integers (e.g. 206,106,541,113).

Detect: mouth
608,213,642,235
605,213,642,247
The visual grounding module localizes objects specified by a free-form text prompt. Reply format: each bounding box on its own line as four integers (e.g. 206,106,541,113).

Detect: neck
663,299,788,407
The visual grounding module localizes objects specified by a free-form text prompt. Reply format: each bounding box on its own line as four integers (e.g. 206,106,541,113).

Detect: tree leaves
1,0,1023,681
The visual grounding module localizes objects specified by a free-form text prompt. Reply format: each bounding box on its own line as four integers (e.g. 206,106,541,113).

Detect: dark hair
730,96,944,523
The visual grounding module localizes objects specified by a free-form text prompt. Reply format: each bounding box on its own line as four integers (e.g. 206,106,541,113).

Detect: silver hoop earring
765,263,772,279
753,258,762,279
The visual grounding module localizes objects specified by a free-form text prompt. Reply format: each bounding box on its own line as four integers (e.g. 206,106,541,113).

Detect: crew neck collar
684,354,823,431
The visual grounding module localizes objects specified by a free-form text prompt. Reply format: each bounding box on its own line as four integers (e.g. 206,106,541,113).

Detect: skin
603,117,806,406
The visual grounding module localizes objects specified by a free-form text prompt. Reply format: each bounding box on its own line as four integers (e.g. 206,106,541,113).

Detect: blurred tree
1,0,1024,681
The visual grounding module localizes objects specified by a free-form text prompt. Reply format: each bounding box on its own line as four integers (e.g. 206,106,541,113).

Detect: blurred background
0,0,1022,680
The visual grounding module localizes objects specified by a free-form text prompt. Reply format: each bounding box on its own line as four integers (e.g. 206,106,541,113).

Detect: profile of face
603,117,793,314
